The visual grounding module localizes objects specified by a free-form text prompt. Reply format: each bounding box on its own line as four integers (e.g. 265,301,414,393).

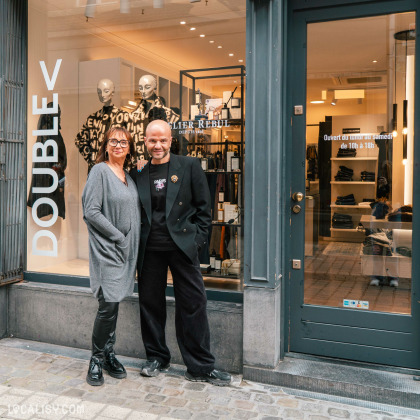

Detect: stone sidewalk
0,339,419,420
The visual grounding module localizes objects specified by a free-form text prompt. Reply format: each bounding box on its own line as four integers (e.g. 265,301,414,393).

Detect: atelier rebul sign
31,59,62,257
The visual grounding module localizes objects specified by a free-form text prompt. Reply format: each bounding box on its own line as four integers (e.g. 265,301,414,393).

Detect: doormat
322,242,362,256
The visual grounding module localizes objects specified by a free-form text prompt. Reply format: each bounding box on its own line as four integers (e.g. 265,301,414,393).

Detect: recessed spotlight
200,34,205,38
209,40,214,43
372,60,378,63
229,53,234,56
217,46,222,48
190,27,196,31
238,59,243,63
180,21,186,25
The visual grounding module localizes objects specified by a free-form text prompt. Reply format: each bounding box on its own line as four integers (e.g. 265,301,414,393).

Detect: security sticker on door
343,299,369,310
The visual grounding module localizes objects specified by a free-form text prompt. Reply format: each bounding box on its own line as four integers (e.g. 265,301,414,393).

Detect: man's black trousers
139,248,215,375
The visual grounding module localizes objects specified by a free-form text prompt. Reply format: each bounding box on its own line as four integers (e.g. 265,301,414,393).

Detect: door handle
292,192,304,202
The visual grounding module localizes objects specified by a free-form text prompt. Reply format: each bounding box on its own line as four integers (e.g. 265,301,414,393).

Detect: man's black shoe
86,356,104,386
103,352,127,379
185,369,232,387
140,359,170,377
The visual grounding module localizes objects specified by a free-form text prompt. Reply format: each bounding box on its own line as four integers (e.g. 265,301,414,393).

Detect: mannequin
75,78,131,171
129,75,179,157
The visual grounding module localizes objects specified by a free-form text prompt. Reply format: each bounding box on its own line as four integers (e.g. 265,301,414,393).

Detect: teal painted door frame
286,0,420,368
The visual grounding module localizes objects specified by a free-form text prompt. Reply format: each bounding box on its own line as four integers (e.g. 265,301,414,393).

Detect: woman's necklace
106,161,127,186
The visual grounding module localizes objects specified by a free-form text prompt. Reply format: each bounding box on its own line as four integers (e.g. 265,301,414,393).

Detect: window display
27,0,246,292
304,12,415,314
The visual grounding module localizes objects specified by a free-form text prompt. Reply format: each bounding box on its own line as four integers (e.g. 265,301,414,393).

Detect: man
130,120,231,386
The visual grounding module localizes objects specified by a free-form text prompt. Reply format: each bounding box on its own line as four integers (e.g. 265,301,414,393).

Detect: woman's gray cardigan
82,162,140,302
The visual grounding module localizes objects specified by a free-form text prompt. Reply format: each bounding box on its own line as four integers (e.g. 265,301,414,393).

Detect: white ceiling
33,0,246,72
307,12,415,85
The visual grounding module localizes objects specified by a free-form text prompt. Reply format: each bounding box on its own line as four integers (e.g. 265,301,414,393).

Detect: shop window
27,0,246,292
304,12,415,314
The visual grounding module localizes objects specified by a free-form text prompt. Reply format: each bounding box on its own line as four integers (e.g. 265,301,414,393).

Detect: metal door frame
285,0,420,368
0,0,27,285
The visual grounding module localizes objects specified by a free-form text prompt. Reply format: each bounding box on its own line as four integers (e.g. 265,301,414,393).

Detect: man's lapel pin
171,175,178,183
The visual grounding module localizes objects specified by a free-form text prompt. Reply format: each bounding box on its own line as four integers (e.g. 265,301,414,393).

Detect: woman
82,127,140,386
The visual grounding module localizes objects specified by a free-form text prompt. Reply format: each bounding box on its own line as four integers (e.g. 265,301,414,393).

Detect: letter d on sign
32,230,58,257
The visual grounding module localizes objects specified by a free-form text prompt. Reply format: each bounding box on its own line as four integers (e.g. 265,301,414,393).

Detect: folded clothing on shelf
335,193,356,205
337,148,357,157
334,165,354,181
361,171,375,182
370,201,390,219
332,212,353,229
396,246,412,257
388,205,413,222
363,229,393,256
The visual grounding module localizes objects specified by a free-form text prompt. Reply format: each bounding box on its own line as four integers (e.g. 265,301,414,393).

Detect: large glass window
27,0,246,291
304,13,415,314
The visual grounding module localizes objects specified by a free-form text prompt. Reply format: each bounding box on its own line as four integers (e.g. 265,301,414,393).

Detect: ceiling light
217,46,222,48
310,101,324,104
209,40,214,43
238,59,243,63
403,99,408,135
190,27,196,31
200,34,205,38
190,0,202,3
85,0,96,18
372,60,378,63
180,21,186,25
229,53,234,56
331,100,337,106
334,89,364,100
392,103,398,138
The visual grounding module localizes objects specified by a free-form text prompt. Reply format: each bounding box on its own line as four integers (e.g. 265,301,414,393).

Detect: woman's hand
137,159,148,172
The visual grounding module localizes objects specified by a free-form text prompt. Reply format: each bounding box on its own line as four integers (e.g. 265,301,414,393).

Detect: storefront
1,0,419,391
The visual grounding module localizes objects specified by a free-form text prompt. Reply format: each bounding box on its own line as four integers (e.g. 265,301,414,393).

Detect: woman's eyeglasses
108,139,129,148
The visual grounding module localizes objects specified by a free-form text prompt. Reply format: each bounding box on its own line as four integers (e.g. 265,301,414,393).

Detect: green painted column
243,0,288,368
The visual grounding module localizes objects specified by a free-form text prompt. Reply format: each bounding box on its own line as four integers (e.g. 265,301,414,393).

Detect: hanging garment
129,96,180,159
75,105,131,171
318,119,332,237
28,107,67,219
306,145,318,180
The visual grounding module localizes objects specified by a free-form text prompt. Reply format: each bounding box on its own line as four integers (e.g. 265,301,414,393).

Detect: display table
360,215,412,230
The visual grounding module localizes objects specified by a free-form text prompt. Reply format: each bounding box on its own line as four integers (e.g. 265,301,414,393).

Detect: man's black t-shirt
147,161,177,251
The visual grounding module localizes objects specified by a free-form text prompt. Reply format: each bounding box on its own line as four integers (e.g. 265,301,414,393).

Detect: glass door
289,6,420,369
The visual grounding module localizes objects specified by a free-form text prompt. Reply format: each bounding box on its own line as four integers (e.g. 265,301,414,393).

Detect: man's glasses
108,138,129,148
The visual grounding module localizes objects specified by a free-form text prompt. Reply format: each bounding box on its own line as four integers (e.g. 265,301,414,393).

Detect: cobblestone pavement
0,340,419,420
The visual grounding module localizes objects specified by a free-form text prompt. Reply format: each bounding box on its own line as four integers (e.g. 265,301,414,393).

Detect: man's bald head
145,119,171,138
144,120,172,164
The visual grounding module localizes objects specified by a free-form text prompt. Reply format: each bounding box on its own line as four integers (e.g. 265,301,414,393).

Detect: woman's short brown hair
96,127,135,168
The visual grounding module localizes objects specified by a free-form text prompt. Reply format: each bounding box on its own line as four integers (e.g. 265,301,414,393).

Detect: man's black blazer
130,153,211,274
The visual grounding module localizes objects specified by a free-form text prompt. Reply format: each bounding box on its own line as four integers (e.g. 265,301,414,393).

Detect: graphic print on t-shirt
154,178,166,191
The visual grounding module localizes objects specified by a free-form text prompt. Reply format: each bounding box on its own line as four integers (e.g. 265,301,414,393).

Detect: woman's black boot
103,332,127,379
86,356,104,386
